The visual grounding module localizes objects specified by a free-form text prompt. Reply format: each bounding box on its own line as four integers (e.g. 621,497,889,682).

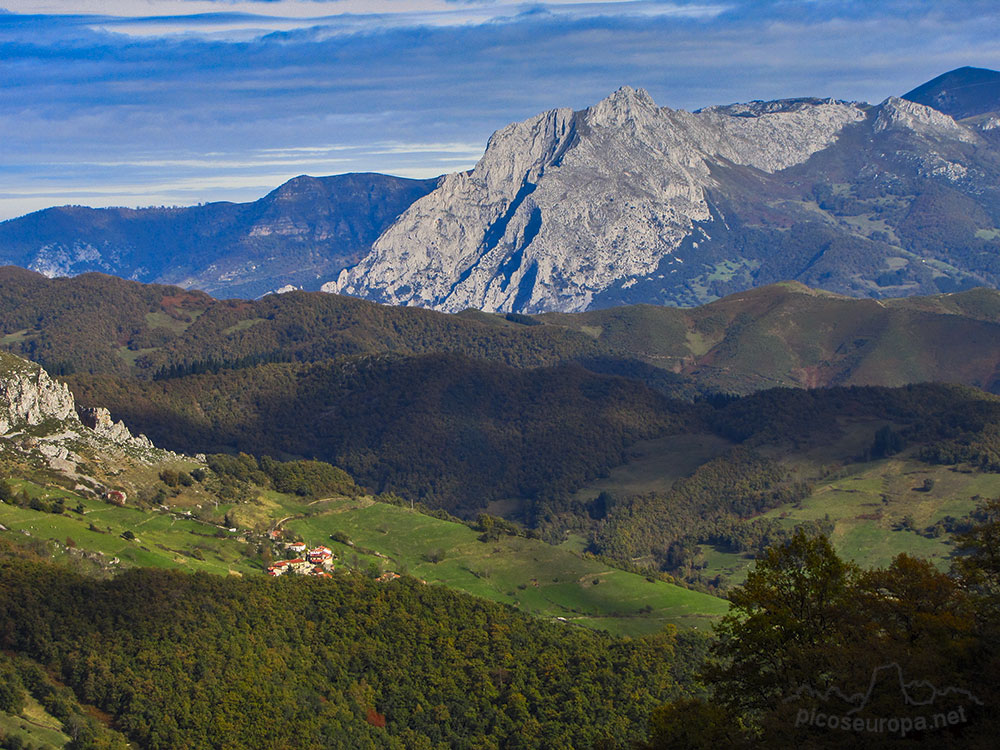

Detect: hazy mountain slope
0,173,439,298
903,66,1000,120
332,75,1000,312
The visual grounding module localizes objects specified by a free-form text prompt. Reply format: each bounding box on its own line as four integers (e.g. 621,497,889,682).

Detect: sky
1,0,998,220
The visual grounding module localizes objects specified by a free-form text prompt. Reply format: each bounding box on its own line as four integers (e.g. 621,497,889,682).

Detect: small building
105,490,127,505
267,560,292,577
307,546,333,564
286,542,307,554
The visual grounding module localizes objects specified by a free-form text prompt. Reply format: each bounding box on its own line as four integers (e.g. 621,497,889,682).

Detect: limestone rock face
873,96,978,143
0,351,154,452
0,356,76,434
329,88,868,313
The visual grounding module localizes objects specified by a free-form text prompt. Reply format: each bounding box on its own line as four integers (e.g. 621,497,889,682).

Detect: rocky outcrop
0,351,155,452
0,355,76,434
873,96,978,143
328,88,868,313
78,406,154,450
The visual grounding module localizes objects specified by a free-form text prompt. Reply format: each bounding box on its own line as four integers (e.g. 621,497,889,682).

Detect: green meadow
689,458,1000,587
287,498,728,636
0,695,68,750
1,480,729,637
0,479,259,576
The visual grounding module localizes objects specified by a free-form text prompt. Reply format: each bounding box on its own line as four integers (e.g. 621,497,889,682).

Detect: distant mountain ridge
5,268,1000,396
903,66,1000,121
0,173,439,299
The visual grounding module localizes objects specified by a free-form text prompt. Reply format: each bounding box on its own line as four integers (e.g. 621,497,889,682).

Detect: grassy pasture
287,499,728,636
1,480,729,637
0,480,258,576
571,432,733,502
0,695,69,749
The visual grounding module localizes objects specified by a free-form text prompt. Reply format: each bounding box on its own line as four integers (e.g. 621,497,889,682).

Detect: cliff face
329,85,999,313
328,88,869,312
0,351,153,452
0,354,76,435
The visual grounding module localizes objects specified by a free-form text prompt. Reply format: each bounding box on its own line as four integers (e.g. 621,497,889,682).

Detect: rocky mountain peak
586,86,660,128
475,107,576,191
329,88,869,313
874,96,977,142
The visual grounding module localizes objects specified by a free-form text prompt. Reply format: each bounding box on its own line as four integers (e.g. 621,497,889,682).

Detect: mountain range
0,173,438,299
1,67,998,311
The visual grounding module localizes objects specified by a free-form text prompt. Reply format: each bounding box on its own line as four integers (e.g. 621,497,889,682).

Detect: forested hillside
0,544,696,750
66,353,686,516
6,269,1000,395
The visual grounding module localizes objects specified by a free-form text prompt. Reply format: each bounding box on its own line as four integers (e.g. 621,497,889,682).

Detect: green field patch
116,346,159,365
222,317,266,335
697,545,752,588
0,698,69,749
840,213,900,243
0,329,32,345
688,457,1000,585
765,459,993,568
145,310,197,333
286,500,727,635
0,482,260,577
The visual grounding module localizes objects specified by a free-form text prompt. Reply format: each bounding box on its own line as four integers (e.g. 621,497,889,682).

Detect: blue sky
1,0,998,220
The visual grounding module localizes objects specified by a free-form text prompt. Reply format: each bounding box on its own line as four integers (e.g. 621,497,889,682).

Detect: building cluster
267,543,334,578
265,540,404,583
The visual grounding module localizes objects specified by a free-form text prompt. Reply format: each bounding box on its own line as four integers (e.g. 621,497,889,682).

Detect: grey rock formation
0,351,155,453
873,96,977,143
78,406,154,450
329,85,997,313
0,355,76,434
328,87,868,312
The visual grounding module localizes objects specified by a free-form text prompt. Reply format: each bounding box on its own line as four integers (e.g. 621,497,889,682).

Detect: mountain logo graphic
784,663,982,737
784,662,982,715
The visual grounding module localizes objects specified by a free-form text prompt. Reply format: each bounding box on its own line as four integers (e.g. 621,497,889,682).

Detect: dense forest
66,353,686,517
0,538,699,750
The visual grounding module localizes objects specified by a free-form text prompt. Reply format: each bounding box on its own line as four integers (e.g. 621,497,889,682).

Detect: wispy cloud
1,0,998,219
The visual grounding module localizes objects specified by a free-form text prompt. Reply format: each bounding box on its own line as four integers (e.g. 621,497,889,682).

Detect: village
267,541,401,583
